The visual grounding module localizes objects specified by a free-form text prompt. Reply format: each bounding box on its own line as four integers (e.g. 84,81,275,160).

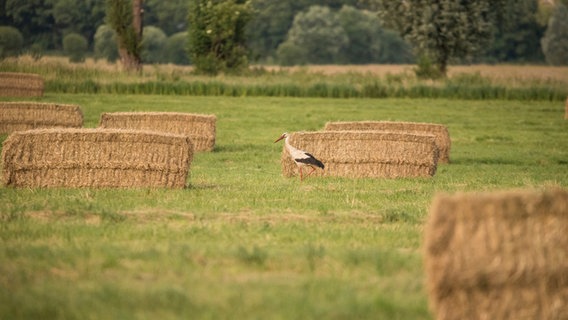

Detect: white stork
274,132,324,181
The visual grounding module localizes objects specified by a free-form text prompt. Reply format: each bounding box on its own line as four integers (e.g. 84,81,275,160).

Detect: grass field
1,92,567,319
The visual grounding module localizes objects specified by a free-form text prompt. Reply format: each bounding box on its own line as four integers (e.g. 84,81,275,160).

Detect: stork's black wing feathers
296,153,325,169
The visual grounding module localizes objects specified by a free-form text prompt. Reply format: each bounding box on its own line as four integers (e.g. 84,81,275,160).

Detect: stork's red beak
274,134,285,143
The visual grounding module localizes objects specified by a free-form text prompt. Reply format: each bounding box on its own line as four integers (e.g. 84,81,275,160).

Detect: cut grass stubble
0,94,567,319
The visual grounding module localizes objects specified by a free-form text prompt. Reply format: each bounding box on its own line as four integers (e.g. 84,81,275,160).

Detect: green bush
0,26,24,60
165,32,190,65
276,42,308,66
63,33,88,63
188,0,252,75
142,26,167,64
413,55,444,80
94,24,119,63
542,3,568,65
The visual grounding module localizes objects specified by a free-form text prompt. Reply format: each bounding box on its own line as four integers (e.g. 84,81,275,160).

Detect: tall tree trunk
114,0,143,72
123,0,143,72
118,47,141,72
132,0,143,41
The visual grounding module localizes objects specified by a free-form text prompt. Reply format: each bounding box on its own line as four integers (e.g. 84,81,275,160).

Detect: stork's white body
275,132,324,181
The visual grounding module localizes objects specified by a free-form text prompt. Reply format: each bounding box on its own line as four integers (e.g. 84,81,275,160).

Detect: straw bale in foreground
99,112,216,151
281,131,438,178
1,128,193,188
0,102,83,134
324,121,451,163
0,72,44,97
424,188,568,320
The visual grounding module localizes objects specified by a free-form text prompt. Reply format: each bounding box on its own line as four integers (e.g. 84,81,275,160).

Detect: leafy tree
141,25,166,64
0,25,23,59
246,0,359,62
336,6,381,64
4,0,105,51
94,24,119,62
541,2,568,65
63,32,88,63
106,0,143,71
378,29,414,64
276,6,348,65
143,0,189,35
482,0,545,63
246,0,295,62
275,5,412,65
188,0,253,75
371,0,502,76
165,32,190,65
52,0,106,45
4,0,56,50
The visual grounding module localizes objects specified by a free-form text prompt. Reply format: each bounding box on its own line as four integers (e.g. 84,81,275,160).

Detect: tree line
0,0,567,74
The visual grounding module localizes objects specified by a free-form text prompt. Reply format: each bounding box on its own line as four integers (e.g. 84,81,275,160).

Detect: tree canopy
188,0,253,75
0,0,565,67
541,2,568,65
371,0,498,75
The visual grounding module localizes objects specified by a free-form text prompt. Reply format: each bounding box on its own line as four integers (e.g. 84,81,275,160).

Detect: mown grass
0,94,567,319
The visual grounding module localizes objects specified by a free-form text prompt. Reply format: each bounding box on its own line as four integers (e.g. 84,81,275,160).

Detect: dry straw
1,128,193,188
280,131,439,178
0,72,44,97
0,101,83,134
324,121,451,163
424,188,568,320
99,112,216,151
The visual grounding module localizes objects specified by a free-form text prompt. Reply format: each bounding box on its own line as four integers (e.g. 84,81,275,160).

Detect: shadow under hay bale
424,188,568,320
0,72,44,97
0,102,83,134
99,112,216,151
324,121,451,163
280,131,439,178
1,128,193,188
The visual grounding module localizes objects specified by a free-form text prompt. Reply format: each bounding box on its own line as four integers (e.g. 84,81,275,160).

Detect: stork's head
274,132,288,143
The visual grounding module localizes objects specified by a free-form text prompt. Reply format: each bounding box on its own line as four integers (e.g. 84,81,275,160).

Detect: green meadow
1,94,567,319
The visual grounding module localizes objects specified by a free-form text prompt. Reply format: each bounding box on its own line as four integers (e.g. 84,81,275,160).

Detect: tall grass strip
99,112,216,151
280,131,439,178
0,101,83,134
1,128,193,188
324,121,451,163
424,188,568,320
565,97,567,120
0,72,44,97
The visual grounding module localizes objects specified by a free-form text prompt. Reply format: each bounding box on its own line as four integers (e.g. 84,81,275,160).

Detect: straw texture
1,128,193,188
0,102,83,134
280,131,439,178
324,121,451,163
424,188,568,320
0,72,44,97
99,112,216,151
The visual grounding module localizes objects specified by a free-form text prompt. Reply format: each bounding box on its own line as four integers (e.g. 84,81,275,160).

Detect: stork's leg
305,166,317,177
299,166,304,181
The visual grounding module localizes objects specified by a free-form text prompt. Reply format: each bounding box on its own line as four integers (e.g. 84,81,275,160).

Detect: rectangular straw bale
281,131,439,178
0,102,83,134
99,112,216,151
0,72,44,97
324,121,451,163
424,188,568,320
1,128,193,188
